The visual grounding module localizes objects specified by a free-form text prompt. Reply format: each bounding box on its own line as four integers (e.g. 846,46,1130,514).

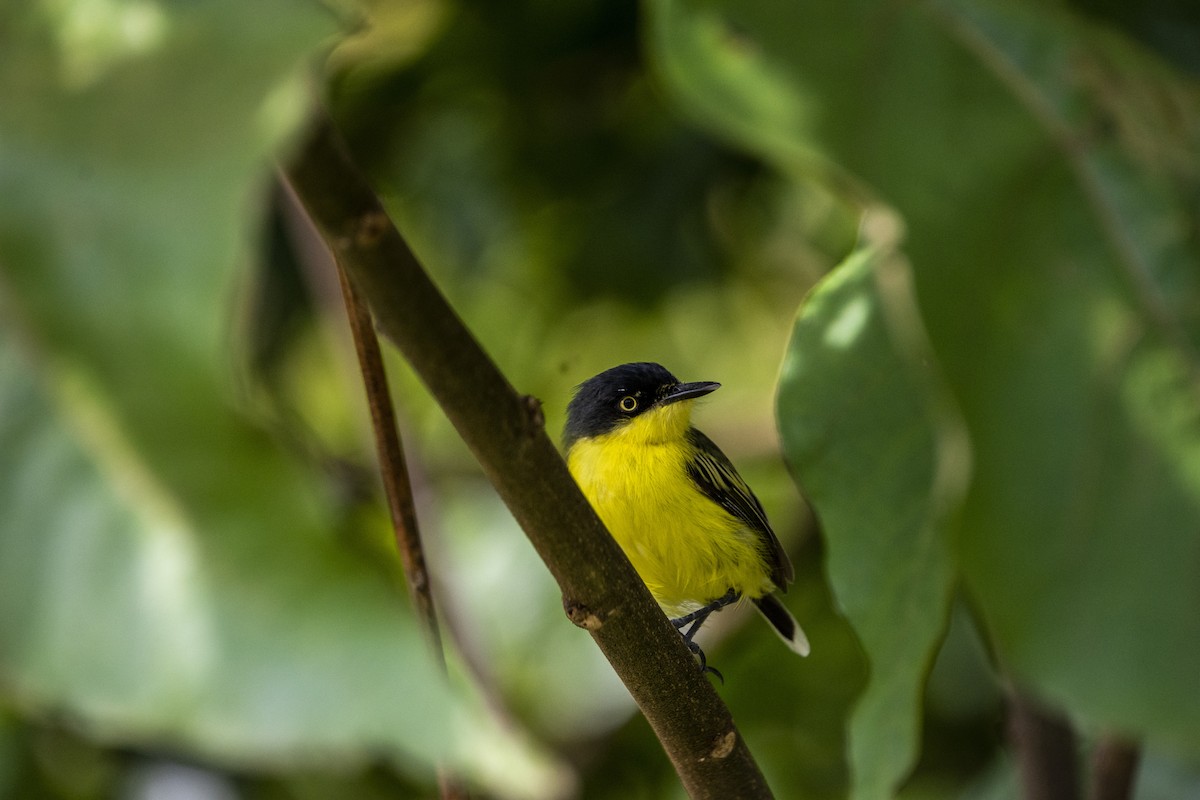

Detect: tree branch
1088,735,1140,800
1008,687,1081,800
284,116,774,799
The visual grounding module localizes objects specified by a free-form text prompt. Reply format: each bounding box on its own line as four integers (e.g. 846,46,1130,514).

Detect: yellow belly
567,434,773,615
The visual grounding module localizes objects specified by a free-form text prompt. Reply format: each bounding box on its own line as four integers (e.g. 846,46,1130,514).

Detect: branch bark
1008,687,1081,800
284,116,774,799
1088,735,1140,800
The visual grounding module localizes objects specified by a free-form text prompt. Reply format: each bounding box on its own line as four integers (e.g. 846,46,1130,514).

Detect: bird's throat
607,401,693,447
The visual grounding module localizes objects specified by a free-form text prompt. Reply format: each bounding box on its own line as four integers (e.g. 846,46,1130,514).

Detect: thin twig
1088,735,1140,800
335,243,470,800
335,263,445,664
284,115,774,800
335,266,469,798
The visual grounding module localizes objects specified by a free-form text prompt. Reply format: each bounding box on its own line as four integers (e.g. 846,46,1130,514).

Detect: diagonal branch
284,115,774,800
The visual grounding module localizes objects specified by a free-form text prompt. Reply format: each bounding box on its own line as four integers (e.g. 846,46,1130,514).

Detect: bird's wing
684,428,795,589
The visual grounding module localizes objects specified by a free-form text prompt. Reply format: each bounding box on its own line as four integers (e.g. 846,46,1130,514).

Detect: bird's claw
684,637,725,684
670,589,740,684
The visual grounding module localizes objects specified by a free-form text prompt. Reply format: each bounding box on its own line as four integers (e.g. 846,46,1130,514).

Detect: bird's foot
684,637,724,684
669,590,740,683
669,589,740,631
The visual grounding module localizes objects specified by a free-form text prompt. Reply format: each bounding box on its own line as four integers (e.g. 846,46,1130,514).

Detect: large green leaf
651,0,1200,795
924,0,1200,752
0,0,468,782
0,332,452,766
777,246,963,800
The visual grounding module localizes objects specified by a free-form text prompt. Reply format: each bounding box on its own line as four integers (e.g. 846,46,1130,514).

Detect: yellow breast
566,406,774,615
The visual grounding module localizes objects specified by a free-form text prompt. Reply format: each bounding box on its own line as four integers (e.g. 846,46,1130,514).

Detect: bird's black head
563,362,720,448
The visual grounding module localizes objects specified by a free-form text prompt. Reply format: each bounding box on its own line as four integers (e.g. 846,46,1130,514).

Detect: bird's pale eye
618,395,638,413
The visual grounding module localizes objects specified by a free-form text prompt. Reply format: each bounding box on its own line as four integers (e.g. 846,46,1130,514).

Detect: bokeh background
2,0,1199,798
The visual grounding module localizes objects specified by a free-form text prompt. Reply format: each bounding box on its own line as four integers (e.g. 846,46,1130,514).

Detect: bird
563,362,809,678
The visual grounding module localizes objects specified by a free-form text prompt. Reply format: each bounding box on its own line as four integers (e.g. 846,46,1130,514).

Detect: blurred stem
1088,736,1140,800
284,115,774,800
335,262,445,665
334,265,468,800
1007,687,1080,800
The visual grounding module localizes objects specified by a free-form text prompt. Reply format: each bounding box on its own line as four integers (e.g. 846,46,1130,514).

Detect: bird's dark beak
660,381,721,406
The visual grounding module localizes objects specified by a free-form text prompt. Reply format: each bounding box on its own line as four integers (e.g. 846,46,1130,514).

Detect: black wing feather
684,428,795,590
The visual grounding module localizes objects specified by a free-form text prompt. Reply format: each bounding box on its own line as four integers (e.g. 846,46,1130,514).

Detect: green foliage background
1,0,1198,798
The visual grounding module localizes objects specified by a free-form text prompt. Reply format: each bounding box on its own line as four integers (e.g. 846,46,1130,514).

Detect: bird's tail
752,594,810,656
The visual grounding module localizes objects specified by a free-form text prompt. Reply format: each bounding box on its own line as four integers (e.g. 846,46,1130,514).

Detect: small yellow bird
564,362,809,676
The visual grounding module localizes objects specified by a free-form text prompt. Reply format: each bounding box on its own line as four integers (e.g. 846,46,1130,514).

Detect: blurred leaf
924,603,1002,725
926,0,1200,754
777,247,964,800
0,328,452,770
0,0,465,782
326,0,451,79
651,0,1200,792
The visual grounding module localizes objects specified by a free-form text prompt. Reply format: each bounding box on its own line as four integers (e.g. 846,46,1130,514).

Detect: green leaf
651,0,1200,789
925,0,1200,752
777,247,963,800
0,0,464,779
0,320,456,768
